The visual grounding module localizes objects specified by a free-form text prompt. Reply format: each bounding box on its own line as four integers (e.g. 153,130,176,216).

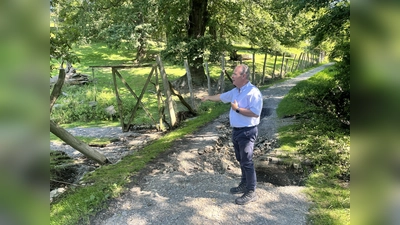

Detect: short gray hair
240,64,250,80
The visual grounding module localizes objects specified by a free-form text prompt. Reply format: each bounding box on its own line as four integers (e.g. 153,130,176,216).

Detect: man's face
232,66,246,88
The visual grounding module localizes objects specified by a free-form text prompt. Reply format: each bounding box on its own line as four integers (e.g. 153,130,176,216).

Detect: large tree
53,0,306,86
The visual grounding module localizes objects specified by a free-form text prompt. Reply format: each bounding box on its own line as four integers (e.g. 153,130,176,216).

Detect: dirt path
87,64,333,225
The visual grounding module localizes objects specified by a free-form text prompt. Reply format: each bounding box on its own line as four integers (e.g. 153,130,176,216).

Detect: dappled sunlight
96,171,309,224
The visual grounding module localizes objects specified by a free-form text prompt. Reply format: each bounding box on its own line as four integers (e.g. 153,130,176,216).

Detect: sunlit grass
276,66,350,225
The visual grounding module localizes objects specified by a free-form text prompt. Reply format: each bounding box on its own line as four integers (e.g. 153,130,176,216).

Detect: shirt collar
237,81,251,93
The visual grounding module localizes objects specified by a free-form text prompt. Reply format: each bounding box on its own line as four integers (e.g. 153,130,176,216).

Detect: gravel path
56,64,333,224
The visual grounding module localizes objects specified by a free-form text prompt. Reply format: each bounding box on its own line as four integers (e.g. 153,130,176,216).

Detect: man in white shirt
201,64,263,205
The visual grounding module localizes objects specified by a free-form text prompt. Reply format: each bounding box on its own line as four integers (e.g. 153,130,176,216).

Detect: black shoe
230,182,246,194
235,190,257,205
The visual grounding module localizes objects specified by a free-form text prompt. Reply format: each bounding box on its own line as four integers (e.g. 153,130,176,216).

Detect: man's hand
201,94,221,102
200,96,208,102
231,100,239,111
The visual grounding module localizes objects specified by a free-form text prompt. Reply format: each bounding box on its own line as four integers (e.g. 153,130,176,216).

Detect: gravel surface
53,64,333,224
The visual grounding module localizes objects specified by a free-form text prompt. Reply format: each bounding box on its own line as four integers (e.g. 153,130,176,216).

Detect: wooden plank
284,58,289,78
156,55,176,127
168,81,196,115
184,59,196,110
88,64,152,69
252,51,255,83
114,69,156,124
219,55,225,93
114,68,155,131
154,66,166,131
290,54,297,72
279,52,285,78
204,61,211,95
272,52,278,79
262,52,267,83
112,68,125,131
295,52,303,71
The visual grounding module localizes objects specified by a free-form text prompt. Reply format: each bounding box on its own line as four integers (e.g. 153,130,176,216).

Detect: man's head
232,64,250,88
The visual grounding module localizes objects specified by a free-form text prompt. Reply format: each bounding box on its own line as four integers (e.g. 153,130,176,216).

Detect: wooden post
262,52,267,83
91,67,96,101
303,53,307,69
279,52,285,78
50,121,111,164
299,53,304,70
184,59,195,110
219,55,225,93
284,58,289,78
154,66,165,131
272,52,278,79
252,51,256,83
295,52,303,71
204,61,211,95
156,55,176,127
112,68,125,130
290,54,297,72
50,68,66,111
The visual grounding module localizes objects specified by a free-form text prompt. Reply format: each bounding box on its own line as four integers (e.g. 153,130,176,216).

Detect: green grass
50,101,229,225
51,41,317,125
276,66,350,225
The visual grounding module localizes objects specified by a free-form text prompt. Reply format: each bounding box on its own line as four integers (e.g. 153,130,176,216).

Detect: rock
204,145,213,153
198,149,204,155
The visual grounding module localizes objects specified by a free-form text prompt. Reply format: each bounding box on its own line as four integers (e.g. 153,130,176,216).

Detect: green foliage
277,66,350,180
277,66,350,224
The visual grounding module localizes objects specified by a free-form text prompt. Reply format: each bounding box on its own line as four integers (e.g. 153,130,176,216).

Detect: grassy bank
276,66,350,224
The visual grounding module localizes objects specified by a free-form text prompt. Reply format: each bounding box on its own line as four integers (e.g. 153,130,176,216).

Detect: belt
233,125,256,130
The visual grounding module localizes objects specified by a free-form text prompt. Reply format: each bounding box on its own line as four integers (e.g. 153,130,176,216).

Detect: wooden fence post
279,52,285,78
262,52,267,83
154,66,165,131
219,55,225,93
290,54,297,72
156,55,176,127
295,52,303,71
204,61,212,95
111,68,125,130
184,59,196,110
284,58,289,78
252,51,256,83
272,52,278,79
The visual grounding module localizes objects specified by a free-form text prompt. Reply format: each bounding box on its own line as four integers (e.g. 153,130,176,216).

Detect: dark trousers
232,126,258,191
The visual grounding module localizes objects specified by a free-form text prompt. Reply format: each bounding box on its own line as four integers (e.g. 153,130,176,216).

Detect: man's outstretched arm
201,94,221,102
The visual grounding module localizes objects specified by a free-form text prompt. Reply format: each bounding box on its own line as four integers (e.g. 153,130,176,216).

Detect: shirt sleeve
249,89,263,116
220,89,234,103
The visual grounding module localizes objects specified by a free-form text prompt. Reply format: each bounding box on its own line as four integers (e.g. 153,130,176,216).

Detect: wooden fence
89,50,323,132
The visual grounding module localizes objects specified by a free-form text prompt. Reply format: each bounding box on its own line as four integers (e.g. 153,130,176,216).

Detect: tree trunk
50,120,111,165
186,0,208,86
